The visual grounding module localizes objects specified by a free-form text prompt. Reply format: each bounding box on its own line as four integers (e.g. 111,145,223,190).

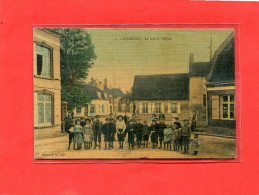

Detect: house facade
33,28,62,139
73,84,111,118
86,77,125,117
206,32,235,128
132,74,190,122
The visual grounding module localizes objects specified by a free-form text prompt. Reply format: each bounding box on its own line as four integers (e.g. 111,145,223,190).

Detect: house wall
134,100,189,123
33,29,61,139
207,87,236,128
73,99,111,119
189,77,207,126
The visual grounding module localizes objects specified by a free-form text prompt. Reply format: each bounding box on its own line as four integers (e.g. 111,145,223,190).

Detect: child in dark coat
150,119,158,149
142,121,150,148
171,124,178,151
135,119,144,148
102,118,113,150
126,119,136,149
158,118,167,149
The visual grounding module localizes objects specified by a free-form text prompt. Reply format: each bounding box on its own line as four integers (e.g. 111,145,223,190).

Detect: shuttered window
220,95,235,120
211,95,220,119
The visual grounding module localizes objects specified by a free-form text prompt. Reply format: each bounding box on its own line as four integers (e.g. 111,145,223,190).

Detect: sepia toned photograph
33,27,236,159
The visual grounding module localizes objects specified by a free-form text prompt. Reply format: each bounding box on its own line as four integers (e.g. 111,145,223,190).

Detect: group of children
67,114,200,155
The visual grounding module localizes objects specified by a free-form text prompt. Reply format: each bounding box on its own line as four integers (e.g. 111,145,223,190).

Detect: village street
34,134,236,160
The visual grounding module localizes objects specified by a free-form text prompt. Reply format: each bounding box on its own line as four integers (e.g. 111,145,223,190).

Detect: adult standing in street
92,115,103,149
65,112,74,150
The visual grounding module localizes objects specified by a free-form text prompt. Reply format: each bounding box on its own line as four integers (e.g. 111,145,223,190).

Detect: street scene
33,28,236,159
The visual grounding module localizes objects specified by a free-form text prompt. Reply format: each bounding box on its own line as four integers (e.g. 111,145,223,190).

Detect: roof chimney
104,78,108,90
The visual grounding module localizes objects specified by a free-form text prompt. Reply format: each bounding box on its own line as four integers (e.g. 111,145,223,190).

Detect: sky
85,28,233,93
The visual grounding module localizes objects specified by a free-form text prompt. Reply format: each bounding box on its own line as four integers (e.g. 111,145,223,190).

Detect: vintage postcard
33,28,236,159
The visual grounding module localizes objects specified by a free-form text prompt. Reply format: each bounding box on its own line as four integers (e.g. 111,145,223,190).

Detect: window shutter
168,103,171,114
139,103,142,114
152,103,155,113
51,95,54,125
177,103,181,114
212,95,220,119
148,103,151,113
34,93,38,127
161,103,164,113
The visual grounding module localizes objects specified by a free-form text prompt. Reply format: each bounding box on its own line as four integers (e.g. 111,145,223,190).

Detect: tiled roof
132,73,189,100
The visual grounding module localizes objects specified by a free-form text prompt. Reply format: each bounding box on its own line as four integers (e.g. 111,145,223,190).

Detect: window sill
34,75,60,81
35,124,59,129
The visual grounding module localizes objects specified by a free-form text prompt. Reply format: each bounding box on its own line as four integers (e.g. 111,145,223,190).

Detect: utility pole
206,34,213,127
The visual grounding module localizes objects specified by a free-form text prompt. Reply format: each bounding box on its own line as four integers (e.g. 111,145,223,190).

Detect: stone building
33,29,61,139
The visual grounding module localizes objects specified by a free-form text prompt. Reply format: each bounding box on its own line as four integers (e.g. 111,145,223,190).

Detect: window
155,103,161,113
170,103,177,113
142,103,148,113
36,45,51,77
121,104,126,111
38,93,52,125
221,95,235,119
76,106,81,114
90,104,95,114
101,105,104,113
